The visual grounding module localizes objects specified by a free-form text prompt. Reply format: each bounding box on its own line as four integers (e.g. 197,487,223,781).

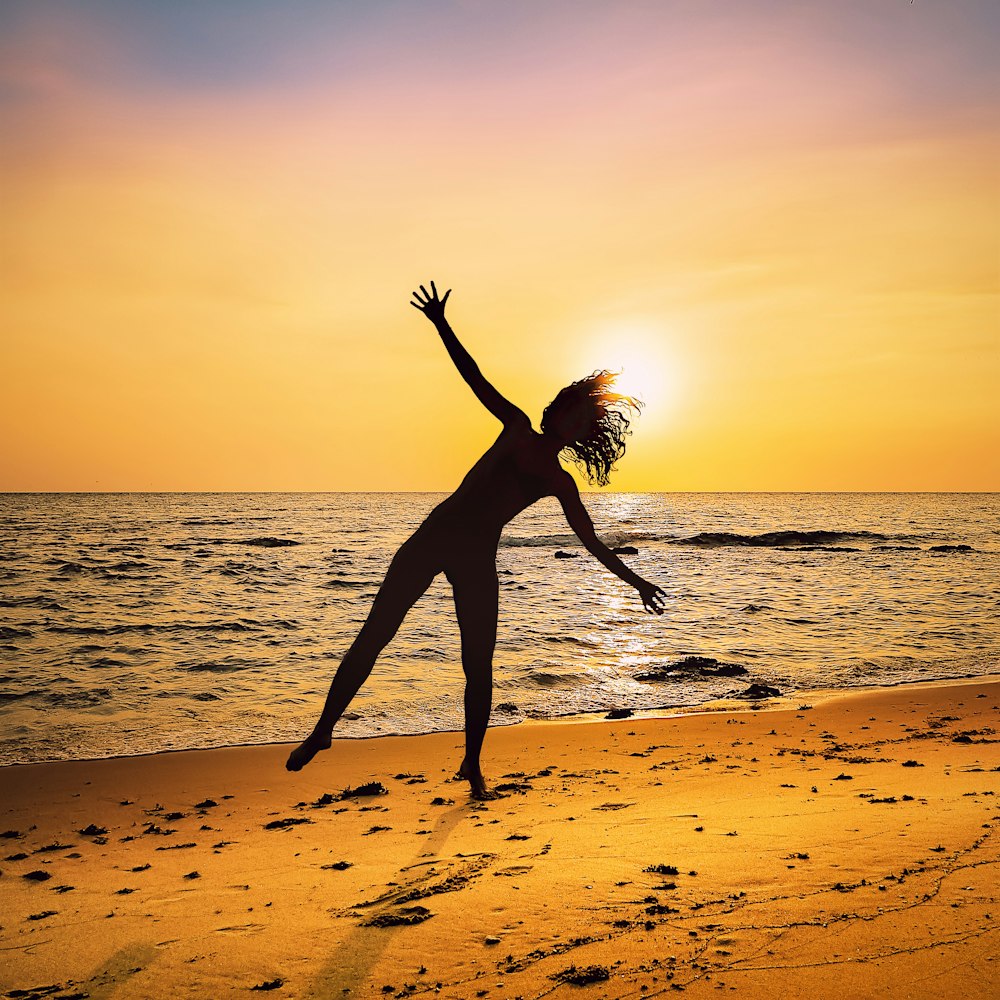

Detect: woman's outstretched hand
410,281,451,324
636,579,666,615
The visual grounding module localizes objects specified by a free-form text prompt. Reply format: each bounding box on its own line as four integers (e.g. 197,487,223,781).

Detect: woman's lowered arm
411,281,529,428
555,471,666,614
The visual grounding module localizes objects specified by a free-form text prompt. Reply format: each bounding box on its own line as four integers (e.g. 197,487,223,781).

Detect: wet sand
1,678,997,999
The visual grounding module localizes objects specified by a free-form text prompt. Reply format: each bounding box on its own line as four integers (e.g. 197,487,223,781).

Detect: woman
287,282,665,798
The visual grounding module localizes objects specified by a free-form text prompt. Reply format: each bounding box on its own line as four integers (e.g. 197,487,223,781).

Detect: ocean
0,492,997,766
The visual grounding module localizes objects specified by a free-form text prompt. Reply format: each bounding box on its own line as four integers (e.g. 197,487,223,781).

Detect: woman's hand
410,281,451,324
636,579,666,615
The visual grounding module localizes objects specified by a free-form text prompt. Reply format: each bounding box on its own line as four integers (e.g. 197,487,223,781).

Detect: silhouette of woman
286,282,665,797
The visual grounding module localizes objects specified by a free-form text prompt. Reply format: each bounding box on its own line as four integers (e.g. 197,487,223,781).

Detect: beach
1,677,997,999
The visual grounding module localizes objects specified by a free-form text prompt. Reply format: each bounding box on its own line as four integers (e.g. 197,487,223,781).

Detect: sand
1,678,997,999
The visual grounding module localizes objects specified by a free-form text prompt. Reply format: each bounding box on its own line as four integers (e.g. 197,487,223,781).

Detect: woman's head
541,370,642,487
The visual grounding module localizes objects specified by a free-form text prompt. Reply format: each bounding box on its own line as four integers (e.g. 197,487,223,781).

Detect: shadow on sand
308,798,475,996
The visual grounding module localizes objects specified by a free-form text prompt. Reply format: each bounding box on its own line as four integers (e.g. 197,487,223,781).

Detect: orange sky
2,1,998,491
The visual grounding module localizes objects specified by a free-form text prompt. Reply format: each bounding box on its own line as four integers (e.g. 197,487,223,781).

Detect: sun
578,324,679,421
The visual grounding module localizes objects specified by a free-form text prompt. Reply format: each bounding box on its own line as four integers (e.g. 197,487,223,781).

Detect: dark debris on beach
636,656,748,682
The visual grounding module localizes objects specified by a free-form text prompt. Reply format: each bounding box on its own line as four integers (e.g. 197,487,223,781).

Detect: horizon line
2,489,998,497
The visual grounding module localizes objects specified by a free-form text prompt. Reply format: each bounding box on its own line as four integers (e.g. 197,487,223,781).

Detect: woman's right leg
286,537,439,771
447,553,500,800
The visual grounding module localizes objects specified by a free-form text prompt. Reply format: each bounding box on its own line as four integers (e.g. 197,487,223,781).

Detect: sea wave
47,618,300,636
181,659,255,673
0,595,68,610
500,533,579,548
0,626,32,640
500,528,945,549
165,536,301,550
670,529,907,547
521,668,581,688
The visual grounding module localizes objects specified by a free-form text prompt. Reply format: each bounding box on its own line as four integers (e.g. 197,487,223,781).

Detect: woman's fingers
410,281,449,312
641,586,665,614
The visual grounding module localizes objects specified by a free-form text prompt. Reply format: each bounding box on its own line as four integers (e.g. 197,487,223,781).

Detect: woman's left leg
286,531,440,771
446,556,499,800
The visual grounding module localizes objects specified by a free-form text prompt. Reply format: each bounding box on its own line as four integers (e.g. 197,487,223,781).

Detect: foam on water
0,491,997,764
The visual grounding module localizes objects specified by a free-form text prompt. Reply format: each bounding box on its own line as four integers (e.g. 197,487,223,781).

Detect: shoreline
3,672,997,771
1,676,997,998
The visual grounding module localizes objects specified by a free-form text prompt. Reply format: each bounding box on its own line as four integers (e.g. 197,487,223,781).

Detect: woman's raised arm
411,281,529,428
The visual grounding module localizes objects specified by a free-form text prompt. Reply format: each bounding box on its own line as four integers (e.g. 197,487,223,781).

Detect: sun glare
579,325,679,422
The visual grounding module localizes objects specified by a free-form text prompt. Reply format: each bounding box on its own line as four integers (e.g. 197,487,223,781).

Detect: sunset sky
2,0,997,492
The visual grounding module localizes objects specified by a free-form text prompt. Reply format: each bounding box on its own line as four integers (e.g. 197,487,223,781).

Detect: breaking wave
500,528,949,549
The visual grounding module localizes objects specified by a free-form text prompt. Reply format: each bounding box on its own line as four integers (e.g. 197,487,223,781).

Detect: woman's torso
421,421,561,547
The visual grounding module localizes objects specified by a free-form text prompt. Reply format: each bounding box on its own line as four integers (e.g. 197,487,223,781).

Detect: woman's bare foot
457,758,499,800
285,732,332,772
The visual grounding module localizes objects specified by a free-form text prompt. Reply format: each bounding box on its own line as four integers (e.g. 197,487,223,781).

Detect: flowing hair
541,370,642,487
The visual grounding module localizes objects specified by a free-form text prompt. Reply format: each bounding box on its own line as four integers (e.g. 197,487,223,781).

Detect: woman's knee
361,548,438,637
462,660,493,689
342,604,409,671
